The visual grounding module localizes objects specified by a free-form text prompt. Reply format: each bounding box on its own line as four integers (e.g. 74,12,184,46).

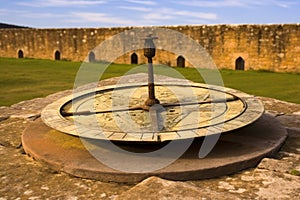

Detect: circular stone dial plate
41,82,264,142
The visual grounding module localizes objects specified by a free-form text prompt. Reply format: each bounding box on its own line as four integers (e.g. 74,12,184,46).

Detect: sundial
41,35,264,143
42,82,263,142
22,32,287,182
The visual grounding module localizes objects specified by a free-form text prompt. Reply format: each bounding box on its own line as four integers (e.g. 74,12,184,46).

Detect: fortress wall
0,27,128,61
170,24,300,72
0,24,299,72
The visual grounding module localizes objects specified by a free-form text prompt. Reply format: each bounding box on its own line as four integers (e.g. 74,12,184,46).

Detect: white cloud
175,0,298,8
143,8,217,21
0,9,8,15
143,13,174,21
4,9,69,19
274,1,298,8
248,0,298,8
175,0,245,8
126,0,157,6
138,7,217,26
174,10,217,20
20,12,67,18
67,12,135,25
6,9,135,26
17,0,107,7
119,6,152,12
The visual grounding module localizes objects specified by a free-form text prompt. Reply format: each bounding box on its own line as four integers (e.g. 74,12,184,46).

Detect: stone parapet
0,24,299,72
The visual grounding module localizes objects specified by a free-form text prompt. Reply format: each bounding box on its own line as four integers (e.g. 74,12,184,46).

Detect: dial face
41,82,264,142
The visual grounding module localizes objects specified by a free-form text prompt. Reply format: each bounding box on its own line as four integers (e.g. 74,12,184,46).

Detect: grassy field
0,57,299,106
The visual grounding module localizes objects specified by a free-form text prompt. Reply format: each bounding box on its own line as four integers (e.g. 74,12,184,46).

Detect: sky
0,0,300,28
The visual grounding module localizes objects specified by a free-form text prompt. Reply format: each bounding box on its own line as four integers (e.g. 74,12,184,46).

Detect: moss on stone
46,130,86,150
290,169,300,176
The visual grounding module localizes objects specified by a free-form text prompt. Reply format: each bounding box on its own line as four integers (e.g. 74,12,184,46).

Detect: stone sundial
42,82,264,142
41,35,263,142
22,34,287,183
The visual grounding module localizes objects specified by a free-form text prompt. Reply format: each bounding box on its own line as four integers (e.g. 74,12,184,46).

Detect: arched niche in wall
54,50,61,60
131,53,138,64
89,51,96,63
235,57,245,70
18,50,24,58
177,55,185,68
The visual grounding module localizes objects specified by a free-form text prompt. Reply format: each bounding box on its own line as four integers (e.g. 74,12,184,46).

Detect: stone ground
0,77,299,199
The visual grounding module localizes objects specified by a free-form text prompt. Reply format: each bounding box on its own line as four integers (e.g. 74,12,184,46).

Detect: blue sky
0,0,299,28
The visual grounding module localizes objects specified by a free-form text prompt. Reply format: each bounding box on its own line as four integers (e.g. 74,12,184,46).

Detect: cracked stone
258,158,294,173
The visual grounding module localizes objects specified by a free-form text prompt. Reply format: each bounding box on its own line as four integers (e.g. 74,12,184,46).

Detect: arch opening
131,53,138,64
89,51,96,63
18,50,24,58
177,56,185,68
54,50,61,60
235,57,245,70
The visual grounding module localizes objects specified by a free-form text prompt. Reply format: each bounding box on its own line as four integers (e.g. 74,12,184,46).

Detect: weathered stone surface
280,127,300,164
258,158,295,173
117,176,239,200
0,77,299,199
255,169,300,199
0,152,130,200
0,91,72,120
0,115,9,122
276,114,300,128
258,96,300,116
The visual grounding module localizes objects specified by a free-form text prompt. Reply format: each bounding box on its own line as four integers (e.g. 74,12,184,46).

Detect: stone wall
0,24,299,72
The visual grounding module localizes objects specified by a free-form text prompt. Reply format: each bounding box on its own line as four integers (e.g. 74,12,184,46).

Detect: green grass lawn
0,57,299,106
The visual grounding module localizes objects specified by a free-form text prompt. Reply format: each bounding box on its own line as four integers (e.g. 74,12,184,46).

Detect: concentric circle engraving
42,82,264,142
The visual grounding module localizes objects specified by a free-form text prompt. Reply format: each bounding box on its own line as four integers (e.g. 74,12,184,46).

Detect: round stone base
22,114,287,183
